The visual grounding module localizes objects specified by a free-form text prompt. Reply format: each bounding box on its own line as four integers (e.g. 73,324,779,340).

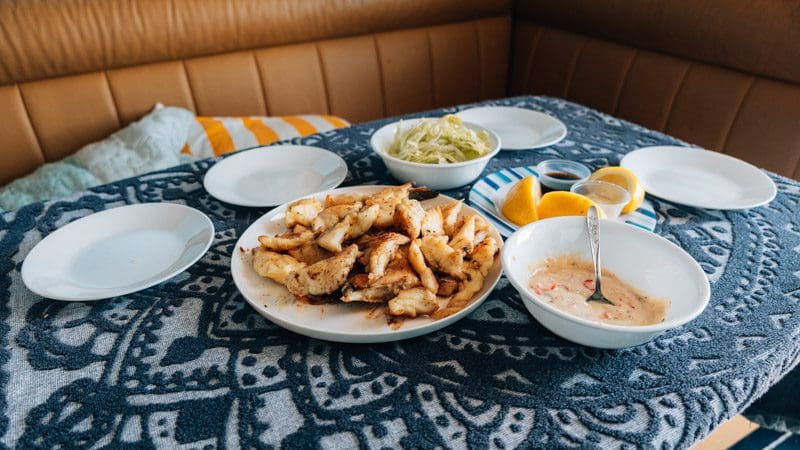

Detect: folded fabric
0,106,350,212
183,114,350,158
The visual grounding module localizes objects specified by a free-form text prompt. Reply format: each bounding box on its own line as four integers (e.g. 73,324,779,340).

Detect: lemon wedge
502,175,541,226
589,166,644,214
537,191,606,219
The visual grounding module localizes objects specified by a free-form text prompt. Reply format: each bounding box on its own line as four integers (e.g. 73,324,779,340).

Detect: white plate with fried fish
231,184,503,343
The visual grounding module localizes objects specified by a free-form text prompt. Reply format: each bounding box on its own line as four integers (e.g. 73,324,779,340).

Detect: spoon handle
587,205,602,293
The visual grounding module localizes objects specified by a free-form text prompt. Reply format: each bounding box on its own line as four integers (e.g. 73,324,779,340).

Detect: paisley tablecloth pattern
2,96,799,449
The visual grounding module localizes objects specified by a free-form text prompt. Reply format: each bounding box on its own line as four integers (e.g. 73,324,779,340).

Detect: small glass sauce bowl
570,180,631,219
536,159,592,193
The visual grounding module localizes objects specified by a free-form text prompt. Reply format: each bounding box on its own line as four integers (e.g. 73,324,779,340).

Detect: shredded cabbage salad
387,115,492,164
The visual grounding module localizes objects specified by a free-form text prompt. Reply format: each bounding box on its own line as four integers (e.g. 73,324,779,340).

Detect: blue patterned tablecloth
2,96,800,449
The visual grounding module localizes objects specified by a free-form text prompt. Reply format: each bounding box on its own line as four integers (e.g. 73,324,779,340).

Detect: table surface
2,96,799,449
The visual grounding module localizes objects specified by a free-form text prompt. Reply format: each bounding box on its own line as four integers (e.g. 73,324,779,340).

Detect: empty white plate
204,145,348,207
456,106,567,150
21,203,214,301
231,185,503,343
621,146,777,210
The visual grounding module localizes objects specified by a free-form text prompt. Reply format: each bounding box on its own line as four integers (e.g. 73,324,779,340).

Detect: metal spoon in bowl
586,205,615,305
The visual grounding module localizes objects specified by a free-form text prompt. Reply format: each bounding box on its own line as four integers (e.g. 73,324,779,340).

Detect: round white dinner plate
456,106,567,150
621,146,777,210
22,203,215,301
231,185,504,343
468,166,658,237
204,145,348,207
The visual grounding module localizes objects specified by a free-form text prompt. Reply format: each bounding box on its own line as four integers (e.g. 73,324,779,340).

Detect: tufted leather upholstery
511,0,800,179
2,0,799,185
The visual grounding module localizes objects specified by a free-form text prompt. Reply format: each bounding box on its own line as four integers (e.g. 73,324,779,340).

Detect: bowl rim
501,216,711,333
370,117,502,169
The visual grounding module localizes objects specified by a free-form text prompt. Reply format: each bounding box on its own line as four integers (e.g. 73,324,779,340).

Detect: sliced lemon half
502,175,541,226
537,191,606,219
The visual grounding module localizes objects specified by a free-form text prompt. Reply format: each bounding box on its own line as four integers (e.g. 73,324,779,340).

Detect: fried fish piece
369,258,420,291
394,198,426,239
340,286,393,303
408,239,438,293
418,235,464,279
365,183,412,228
288,243,333,265
421,206,445,236
469,236,499,277
312,203,362,233
325,192,367,207
441,200,463,236
258,230,315,251
285,197,323,228
285,244,359,297
388,288,438,318
252,248,306,284
449,215,476,254
436,276,459,296
473,215,492,243
433,267,484,319
317,204,380,253
368,232,411,279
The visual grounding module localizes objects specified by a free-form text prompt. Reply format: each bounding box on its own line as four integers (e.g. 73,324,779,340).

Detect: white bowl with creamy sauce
502,217,710,348
370,118,501,190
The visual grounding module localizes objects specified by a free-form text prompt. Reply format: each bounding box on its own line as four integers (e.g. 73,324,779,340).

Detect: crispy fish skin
449,215,476,254
441,200,463,236
285,244,359,297
258,230,315,251
288,243,333,265
388,288,439,317
418,235,464,279
421,206,445,236
408,239,438,293
433,267,484,319
312,203,362,233
285,198,323,228
252,248,306,284
368,232,411,280
394,198,425,239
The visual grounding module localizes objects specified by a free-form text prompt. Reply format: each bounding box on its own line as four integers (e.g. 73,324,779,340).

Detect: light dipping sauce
529,255,670,326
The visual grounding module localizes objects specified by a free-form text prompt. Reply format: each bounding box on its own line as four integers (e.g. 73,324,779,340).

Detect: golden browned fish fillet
285,197,323,228
388,288,439,318
408,239,438,293
285,244,360,296
312,203,362,233
252,248,306,284
394,198,426,239
418,235,464,279
421,206,445,236
368,232,411,280
258,230,315,251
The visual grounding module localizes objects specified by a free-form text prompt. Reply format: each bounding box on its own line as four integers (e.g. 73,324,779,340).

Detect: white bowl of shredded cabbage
370,115,501,190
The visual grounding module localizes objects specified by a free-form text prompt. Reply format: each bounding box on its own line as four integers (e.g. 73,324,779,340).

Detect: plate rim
231,185,504,343
21,202,215,301
455,106,568,150
620,145,778,210
203,144,348,208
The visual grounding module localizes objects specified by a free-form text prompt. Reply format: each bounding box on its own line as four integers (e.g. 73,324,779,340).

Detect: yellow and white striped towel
183,114,350,158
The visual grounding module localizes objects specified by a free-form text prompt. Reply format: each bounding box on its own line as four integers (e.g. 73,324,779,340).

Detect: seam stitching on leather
372,35,388,117
250,51,270,115
314,43,332,115
612,49,639,115
563,37,589,99
425,29,437,107
719,76,756,154
662,62,692,132
522,25,544,94
13,84,47,163
180,60,199,114
474,21,483,100
102,71,123,127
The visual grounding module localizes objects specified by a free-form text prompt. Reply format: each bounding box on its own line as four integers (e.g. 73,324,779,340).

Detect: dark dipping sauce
541,171,581,194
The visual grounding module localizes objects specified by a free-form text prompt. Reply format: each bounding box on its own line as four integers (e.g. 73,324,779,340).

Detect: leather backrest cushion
515,0,800,86
0,0,511,86
511,21,800,179
0,16,510,186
